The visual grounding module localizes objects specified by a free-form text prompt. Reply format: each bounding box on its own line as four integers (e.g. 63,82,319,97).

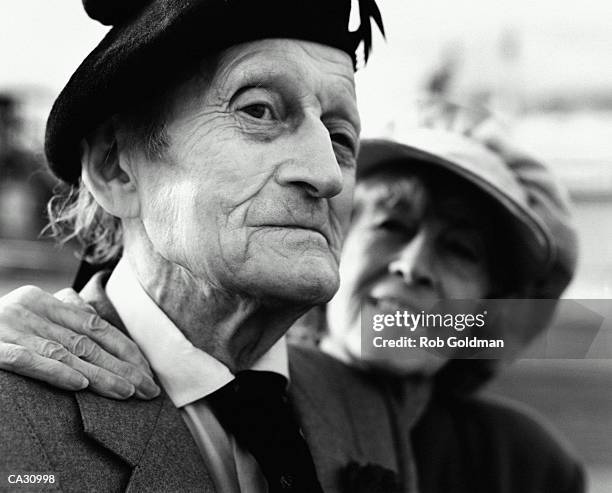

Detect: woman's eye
444,240,479,262
240,103,274,120
377,219,406,234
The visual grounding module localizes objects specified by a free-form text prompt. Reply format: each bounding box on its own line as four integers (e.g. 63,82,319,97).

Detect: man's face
127,39,359,305
327,168,494,374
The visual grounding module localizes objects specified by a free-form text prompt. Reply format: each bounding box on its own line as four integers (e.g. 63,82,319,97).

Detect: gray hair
45,53,240,263
46,181,123,264
45,105,170,264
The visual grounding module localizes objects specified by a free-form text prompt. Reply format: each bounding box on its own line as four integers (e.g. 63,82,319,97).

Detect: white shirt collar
106,258,289,408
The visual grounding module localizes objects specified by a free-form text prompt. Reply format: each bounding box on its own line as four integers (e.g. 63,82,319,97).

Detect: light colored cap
357,130,578,297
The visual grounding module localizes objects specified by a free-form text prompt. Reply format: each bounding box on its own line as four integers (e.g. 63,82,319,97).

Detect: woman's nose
388,231,435,288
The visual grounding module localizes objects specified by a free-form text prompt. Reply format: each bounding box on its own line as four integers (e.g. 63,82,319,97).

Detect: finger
62,308,153,378
0,342,89,391
54,288,96,314
19,336,137,400
33,291,152,376
66,353,138,400
59,333,159,399
5,288,157,399
17,315,159,399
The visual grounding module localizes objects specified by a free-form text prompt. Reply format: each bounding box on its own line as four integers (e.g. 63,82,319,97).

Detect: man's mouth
260,224,330,245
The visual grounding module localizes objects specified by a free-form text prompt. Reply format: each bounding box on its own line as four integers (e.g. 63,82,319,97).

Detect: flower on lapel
341,460,402,493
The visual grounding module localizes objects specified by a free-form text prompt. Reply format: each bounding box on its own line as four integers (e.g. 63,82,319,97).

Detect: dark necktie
207,370,324,493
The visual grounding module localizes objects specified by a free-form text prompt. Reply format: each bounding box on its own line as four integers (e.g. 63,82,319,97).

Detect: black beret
46,0,384,184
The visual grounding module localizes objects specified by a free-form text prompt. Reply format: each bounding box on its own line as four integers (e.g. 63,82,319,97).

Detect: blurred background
1,1,611,490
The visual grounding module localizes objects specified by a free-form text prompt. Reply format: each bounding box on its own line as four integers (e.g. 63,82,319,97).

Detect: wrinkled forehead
179,39,359,125
217,39,356,82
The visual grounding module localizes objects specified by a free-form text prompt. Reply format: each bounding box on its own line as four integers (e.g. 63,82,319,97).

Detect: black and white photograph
0,1,611,492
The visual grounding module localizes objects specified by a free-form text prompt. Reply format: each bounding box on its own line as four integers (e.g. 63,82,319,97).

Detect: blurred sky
1,0,612,144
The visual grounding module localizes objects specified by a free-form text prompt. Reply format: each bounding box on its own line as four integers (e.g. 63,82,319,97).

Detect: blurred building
0,90,55,240
0,89,76,294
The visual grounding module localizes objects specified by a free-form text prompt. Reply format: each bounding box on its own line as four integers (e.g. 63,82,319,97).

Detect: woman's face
326,167,496,374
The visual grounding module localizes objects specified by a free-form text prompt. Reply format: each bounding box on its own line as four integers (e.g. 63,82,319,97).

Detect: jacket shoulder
414,392,585,493
288,344,388,400
0,371,128,492
288,343,360,379
470,395,585,492
0,370,78,462
0,371,79,490
465,394,582,465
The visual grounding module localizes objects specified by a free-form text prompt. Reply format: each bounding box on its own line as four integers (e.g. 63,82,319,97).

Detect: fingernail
114,380,136,399
137,376,161,399
84,303,97,314
72,375,89,390
140,359,153,376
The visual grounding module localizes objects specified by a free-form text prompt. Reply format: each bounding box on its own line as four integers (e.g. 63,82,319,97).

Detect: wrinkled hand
0,286,160,400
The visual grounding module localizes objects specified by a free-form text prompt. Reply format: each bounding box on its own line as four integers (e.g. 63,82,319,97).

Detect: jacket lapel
77,272,215,492
125,396,215,493
289,373,363,493
75,391,215,491
289,346,430,493
288,346,394,493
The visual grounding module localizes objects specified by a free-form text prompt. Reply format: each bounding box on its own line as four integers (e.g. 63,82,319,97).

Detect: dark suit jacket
0,273,426,493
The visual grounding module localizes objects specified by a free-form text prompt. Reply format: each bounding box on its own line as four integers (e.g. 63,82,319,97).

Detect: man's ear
80,119,140,219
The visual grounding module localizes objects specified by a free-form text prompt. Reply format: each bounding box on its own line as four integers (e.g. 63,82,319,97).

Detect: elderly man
0,1,416,492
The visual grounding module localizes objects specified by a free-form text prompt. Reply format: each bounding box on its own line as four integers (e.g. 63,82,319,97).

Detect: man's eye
240,103,274,120
330,132,355,153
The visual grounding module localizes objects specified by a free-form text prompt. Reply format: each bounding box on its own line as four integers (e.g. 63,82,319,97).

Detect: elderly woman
323,128,577,375
319,129,584,492
0,116,585,491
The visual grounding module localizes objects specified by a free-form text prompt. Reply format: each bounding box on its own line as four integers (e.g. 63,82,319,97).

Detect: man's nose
388,231,436,288
275,115,344,199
